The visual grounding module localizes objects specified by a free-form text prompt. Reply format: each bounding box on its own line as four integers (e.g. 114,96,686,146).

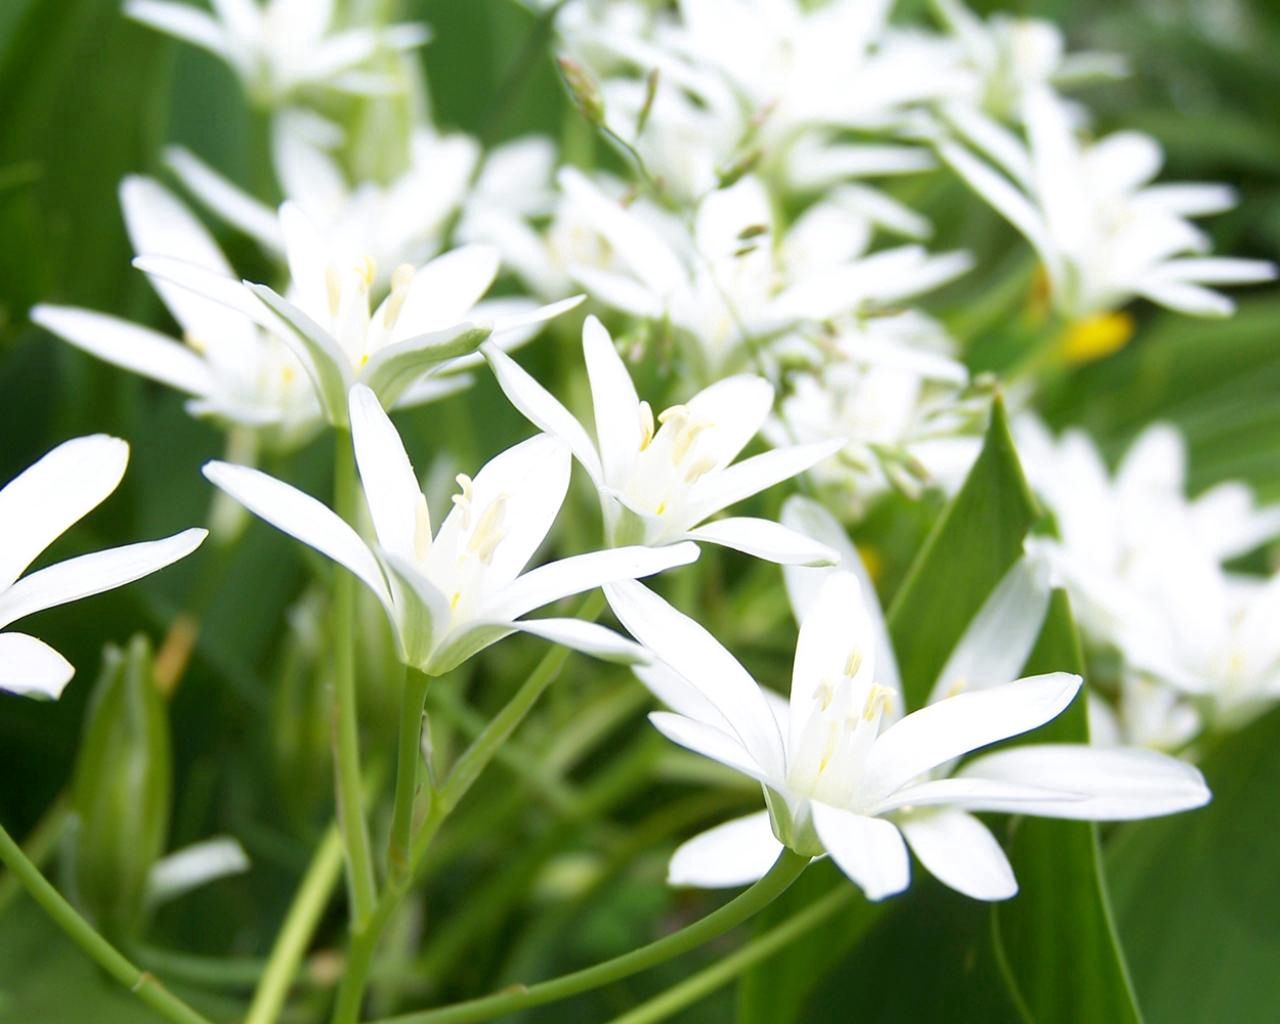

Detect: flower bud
70,635,171,942
558,56,605,127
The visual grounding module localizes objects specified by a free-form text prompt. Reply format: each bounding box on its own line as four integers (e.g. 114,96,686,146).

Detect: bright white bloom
165,111,480,278
1087,675,1201,753
610,569,1207,901
0,436,207,699
558,169,970,377
33,177,320,450
940,88,1276,318
485,316,839,562
136,203,582,426
124,0,429,106
204,385,698,675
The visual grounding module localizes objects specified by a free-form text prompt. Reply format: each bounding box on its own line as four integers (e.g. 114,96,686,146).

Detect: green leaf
991,591,1144,1024
1106,704,1280,1022
887,395,1039,709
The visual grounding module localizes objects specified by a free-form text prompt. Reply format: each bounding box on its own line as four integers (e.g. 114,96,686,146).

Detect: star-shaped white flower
135,202,583,426
610,552,1209,901
125,0,429,106
484,316,840,564
204,385,698,676
33,177,321,450
0,436,207,699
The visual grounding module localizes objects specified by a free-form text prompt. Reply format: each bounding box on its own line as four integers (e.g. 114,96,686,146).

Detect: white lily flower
484,316,839,563
0,436,207,700
940,87,1277,318
124,0,430,106
165,112,480,277
33,177,321,450
134,202,583,426
203,385,697,675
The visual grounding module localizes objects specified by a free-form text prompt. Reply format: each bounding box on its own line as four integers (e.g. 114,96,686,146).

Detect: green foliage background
1,1,1277,1021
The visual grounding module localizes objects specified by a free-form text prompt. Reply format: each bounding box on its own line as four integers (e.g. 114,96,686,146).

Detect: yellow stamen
683,455,716,484
359,255,378,288
325,266,342,318
844,649,863,678
381,263,416,329
861,684,894,722
855,544,883,584
182,331,207,354
944,677,968,700
1059,311,1135,365
450,591,461,609
451,473,475,528
638,401,655,450
413,495,432,563
466,495,509,564
813,680,834,711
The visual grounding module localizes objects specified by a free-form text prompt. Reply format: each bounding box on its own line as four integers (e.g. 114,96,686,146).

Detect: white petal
607,580,786,778
247,283,351,423
486,543,699,623
668,812,782,888
1144,257,1276,285
508,617,649,664
582,316,642,486
899,809,1017,901
124,1,231,59
864,674,1082,800
481,343,603,483
164,146,284,253
811,803,910,901
1134,279,1234,317
928,557,1052,705
633,659,729,727
146,836,249,907
957,744,1211,820
685,517,838,567
348,384,425,562
489,294,585,340
684,375,775,472
393,246,500,339
361,322,492,410
202,461,390,608
0,435,129,592
132,256,277,329
648,711,770,784
0,633,74,700
567,265,664,319
873,777,1081,815
0,529,207,631
31,305,212,397
687,441,842,524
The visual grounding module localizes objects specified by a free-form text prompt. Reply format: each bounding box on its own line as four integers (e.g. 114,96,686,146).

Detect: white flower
1087,674,1201,753
558,169,970,377
484,316,839,563
135,203,582,426
203,385,698,676
940,88,1276,318
165,111,480,279
124,0,430,106
33,177,321,450
611,542,1208,901
0,436,207,699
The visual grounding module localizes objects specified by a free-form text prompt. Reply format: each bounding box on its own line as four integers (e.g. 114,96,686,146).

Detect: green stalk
243,825,346,1024
367,851,811,1024
0,822,214,1024
333,431,378,930
607,888,858,1024
388,666,431,883
0,792,69,920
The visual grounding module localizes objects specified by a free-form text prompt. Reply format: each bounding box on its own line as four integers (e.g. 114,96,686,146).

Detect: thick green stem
0,793,69,920
333,431,378,930
368,851,811,1024
388,667,431,883
243,824,346,1024
607,888,858,1024
0,822,214,1024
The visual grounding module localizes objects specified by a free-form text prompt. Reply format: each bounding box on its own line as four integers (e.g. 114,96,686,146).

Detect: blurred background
1,1,1277,1021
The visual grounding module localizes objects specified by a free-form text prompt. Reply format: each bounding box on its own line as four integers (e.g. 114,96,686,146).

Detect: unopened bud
717,146,762,189
636,68,661,135
558,57,605,126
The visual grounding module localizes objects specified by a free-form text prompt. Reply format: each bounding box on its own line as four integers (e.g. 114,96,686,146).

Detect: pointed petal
489,294,585,340
486,543,699,623
0,633,75,700
164,146,284,253
0,435,129,591
634,659,729,727
899,809,1017,901
864,673,1082,800
393,246,500,338
31,305,212,398
872,777,1083,815
508,617,649,664
607,580,786,778
481,343,604,484
146,836,249,907
811,803,910,901
0,529,206,631
124,1,231,59
348,384,425,561
1134,278,1234,317
648,711,771,784
687,441,842,523
668,812,782,888
202,461,390,608
957,744,1211,820
582,316,642,485
247,283,351,423
132,255,275,327
685,517,838,566
684,375,775,472
362,322,492,410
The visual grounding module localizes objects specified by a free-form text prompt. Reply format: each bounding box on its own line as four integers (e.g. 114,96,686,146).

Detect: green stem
388,666,431,883
333,431,378,930
0,822,214,1024
0,792,69,920
368,850,811,1024
243,825,346,1024
330,592,606,1022
606,888,857,1024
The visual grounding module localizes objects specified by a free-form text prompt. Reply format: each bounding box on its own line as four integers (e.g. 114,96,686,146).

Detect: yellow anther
1059,311,1134,365
325,265,342,318
391,262,415,291
358,255,378,288
638,400,655,450
657,404,689,427
944,677,968,700
382,263,416,329
280,364,295,384
683,455,716,484
861,684,894,723
655,500,667,516
413,494,432,563
844,649,863,678
450,591,461,609
466,495,509,564
813,680,834,711
182,331,208,354
451,473,475,528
